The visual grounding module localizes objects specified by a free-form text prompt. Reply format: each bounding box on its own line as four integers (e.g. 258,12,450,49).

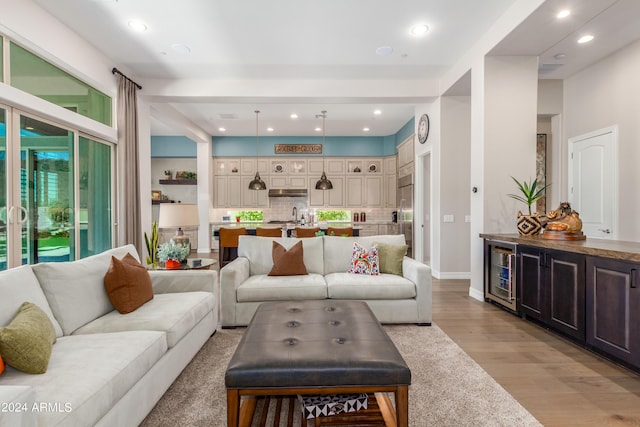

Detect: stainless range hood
268,189,308,197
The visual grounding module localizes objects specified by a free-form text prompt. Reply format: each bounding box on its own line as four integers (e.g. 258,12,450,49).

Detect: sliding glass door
20,115,75,264
1,107,113,269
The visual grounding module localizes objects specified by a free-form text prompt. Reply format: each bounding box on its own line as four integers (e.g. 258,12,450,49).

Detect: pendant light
248,110,267,190
315,110,333,190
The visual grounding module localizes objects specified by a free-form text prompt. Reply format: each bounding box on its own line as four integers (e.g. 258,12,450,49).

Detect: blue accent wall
151,136,197,157
151,117,414,158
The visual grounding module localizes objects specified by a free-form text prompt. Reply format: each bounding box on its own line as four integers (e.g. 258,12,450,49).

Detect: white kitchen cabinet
345,176,363,207
213,175,242,208
309,176,344,207
384,156,397,175
379,224,399,235
365,175,383,207
214,158,241,175
346,175,383,208
385,174,397,208
357,224,379,237
270,175,307,189
241,158,269,175
397,139,414,168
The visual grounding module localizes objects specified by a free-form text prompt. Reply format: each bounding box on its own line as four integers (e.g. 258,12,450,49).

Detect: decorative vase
516,211,542,236
165,259,181,269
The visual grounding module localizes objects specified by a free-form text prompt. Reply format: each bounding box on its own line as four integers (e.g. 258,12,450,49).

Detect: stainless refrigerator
397,174,414,258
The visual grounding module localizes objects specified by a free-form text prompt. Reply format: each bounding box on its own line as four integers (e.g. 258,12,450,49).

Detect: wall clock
418,114,430,144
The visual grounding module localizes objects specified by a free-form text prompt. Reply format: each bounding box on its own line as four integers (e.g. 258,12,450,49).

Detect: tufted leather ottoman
225,300,410,426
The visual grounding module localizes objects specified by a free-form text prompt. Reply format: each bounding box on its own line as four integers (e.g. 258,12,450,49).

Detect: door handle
17,206,28,224
598,228,611,234
7,206,15,224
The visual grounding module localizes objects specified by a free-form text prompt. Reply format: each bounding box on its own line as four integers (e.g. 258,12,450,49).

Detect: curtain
116,75,142,253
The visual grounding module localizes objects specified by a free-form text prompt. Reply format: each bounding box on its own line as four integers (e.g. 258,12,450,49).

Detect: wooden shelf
159,179,197,185
152,199,175,205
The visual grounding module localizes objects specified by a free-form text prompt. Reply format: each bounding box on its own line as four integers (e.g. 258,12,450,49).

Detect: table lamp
158,203,199,251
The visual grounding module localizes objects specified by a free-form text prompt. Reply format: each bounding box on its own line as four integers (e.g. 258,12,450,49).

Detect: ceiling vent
538,64,564,74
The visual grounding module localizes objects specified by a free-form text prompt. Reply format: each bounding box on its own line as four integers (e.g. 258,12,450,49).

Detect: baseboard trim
468,286,484,302
434,272,470,280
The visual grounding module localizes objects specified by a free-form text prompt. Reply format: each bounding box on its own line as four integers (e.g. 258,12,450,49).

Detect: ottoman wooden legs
226,386,409,427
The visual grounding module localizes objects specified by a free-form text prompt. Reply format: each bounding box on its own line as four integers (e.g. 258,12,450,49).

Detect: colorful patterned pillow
347,242,379,275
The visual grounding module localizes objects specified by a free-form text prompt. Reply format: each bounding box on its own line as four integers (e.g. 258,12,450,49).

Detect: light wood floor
433,279,640,427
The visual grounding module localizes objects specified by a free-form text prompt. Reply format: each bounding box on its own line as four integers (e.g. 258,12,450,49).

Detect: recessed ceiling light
314,127,322,132
218,127,226,132
554,53,567,60
556,10,570,19
290,113,298,119
171,43,191,54
411,25,429,36
578,34,594,44
373,109,382,115
267,127,274,132
128,20,147,32
363,127,370,132
376,46,393,56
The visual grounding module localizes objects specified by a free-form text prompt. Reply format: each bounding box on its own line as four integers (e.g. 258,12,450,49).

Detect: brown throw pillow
104,253,154,314
268,241,308,276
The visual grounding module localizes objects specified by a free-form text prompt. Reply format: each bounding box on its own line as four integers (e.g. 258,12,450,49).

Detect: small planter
516,212,542,236
164,259,181,269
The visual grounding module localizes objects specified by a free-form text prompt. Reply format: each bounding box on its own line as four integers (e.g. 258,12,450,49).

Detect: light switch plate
465,215,471,223
443,214,454,223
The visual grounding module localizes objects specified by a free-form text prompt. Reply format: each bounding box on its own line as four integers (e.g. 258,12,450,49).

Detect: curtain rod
111,67,142,90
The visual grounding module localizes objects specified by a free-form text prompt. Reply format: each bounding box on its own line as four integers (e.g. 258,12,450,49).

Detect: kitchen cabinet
379,224,398,234
214,175,241,208
346,175,383,208
357,224,379,237
518,245,585,341
384,156,397,175
397,138,414,168
384,174,397,208
586,256,640,367
214,158,241,175
308,176,344,207
270,175,307,189
241,158,268,175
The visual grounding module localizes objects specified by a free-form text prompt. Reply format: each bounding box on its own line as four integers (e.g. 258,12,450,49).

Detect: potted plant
144,221,159,268
157,239,190,269
508,176,550,236
163,170,172,180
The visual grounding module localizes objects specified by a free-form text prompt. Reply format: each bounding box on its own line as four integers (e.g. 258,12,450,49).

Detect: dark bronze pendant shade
315,171,333,190
249,110,267,190
314,110,333,190
249,171,266,190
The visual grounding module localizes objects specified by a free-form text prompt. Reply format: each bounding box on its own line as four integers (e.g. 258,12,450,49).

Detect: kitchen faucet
292,206,298,224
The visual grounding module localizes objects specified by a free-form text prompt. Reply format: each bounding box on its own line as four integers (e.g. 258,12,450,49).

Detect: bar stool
255,227,282,237
327,227,354,237
219,227,247,268
294,227,320,238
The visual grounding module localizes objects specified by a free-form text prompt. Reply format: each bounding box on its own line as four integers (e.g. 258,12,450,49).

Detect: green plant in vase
144,221,159,268
508,176,550,236
157,239,190,269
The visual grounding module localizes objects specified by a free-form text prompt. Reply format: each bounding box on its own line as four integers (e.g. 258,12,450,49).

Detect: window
9,42,112,126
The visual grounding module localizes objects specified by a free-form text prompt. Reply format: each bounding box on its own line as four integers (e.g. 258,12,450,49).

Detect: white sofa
0,245,217,427
220,235,431,327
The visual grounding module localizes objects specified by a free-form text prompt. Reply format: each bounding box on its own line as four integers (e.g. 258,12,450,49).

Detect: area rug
141,324,542,426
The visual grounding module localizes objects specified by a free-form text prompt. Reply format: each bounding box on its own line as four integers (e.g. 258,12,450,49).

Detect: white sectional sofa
220,235,431,327
0,245,217,427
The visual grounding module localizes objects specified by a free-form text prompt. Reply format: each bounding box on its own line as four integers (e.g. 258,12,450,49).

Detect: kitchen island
212,222,361,237
481,233,640,373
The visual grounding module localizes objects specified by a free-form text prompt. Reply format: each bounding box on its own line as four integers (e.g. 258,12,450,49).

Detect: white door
568,127,617,239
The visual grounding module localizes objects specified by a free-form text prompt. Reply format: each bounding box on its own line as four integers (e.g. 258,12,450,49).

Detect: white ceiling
33,0,640,138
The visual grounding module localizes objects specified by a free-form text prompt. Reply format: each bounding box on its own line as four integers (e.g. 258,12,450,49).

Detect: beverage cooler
483,240,518,313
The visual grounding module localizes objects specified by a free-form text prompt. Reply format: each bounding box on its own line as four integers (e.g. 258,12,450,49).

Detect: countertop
210,221,398,229
480,233,640,263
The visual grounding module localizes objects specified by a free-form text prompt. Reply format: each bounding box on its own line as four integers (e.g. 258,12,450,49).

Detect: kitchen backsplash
210,197,396,224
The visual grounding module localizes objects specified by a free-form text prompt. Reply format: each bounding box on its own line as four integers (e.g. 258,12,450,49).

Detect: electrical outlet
443,214,454,223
